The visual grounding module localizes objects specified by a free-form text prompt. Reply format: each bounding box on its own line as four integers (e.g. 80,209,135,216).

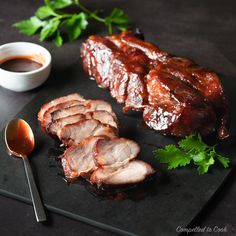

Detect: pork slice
38,93,84,122
61,136,108,179
42,100,83,131
60,119,117,146
85,100,118,122
49,110,117,138
85,110,118,129
51,105,87,121
47,114,86,137
51,100,116,121
85,100,112,113
95,138,140,167
90,160,155,186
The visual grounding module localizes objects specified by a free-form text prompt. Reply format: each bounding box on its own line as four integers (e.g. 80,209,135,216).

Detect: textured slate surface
0,58,235,235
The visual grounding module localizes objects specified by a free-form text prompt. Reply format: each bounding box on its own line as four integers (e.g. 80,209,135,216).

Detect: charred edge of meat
41,99,84,131
38,93,84,122
81,31,229,138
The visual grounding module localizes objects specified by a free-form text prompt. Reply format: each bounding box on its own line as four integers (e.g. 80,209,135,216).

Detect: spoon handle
23,156,46,222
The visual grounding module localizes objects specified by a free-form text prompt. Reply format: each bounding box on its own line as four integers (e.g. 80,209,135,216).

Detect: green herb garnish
153,134,230,174
13,0,129,46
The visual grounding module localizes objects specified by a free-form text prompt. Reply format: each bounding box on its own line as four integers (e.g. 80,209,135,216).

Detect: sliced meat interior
48,111,118,138
61,136,107,179
42,100,83,131
85,100,113,113
51,105,87,121
38,93,155,187
47,114,86,137
38,93,84,123
51,100,116,121
95,138,140,167
85,110,118,129
90,160,155,186
60,119,117,146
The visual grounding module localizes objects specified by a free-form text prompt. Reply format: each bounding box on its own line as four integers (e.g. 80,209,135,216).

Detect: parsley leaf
13,16,44,36
179,134,207,154
154,145,191,169
154,134,230,175
104,8,129,34
46,0,73,9
13,0,130,46
216,154,230,168
36,5,57,19
66,13,88,40
54,30,63,46
196,154,215,175
40,19,60,41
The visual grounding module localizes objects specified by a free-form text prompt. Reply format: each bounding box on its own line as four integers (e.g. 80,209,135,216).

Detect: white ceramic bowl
0,42,51,92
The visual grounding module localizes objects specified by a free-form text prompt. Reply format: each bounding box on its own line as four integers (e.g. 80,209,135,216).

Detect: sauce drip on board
7,119,34,156
0,56,42,73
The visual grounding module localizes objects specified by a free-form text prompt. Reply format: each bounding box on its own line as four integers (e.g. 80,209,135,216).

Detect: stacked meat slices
81,31,228,139
38,93,154,186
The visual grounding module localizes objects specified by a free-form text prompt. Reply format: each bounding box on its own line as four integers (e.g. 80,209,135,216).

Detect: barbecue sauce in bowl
0,56,43,73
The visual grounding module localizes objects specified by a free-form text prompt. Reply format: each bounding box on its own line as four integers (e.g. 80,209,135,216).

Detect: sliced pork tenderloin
60,119,117,146
94,138,140,167
90,160,155,186
61,136,108,179
47,114,86,137
38,93,84,122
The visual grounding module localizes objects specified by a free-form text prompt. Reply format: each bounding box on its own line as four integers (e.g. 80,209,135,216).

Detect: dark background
0,0,236,235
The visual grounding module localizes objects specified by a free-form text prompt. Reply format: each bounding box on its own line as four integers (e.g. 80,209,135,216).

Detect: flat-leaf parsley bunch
154,134,230,174
13,0,129,46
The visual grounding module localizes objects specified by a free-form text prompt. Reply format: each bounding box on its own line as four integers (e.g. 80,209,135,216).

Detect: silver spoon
5,118,46,222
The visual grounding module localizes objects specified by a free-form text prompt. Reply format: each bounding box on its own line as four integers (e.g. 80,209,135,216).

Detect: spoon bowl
5,118,46,222
5,119,34,158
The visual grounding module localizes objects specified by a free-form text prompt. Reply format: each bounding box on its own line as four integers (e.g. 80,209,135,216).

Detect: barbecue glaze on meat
81,31,228,139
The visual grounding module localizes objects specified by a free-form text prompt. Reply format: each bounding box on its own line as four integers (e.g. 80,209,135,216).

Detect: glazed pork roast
81,31,228,139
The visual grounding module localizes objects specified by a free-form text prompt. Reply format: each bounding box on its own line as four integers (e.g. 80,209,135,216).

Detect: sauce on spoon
6,119,34,156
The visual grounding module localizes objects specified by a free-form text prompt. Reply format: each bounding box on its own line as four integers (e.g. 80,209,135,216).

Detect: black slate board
0,58,236,236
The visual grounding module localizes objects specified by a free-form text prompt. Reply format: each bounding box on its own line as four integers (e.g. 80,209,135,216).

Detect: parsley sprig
154,134,230,174
13,0,129,46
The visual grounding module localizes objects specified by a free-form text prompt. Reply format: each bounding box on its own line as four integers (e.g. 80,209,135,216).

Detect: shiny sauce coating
0,56,42,72
7,119,34,156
